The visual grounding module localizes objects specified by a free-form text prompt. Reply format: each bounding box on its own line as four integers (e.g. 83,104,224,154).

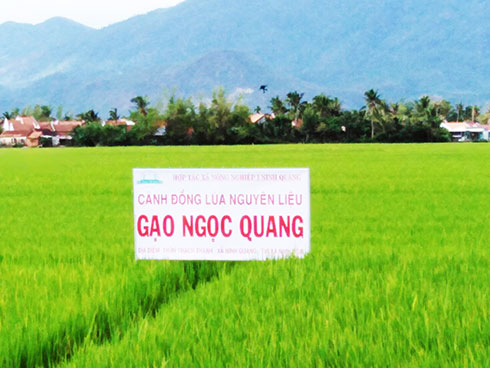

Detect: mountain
0,18,95,88
1,0,490,116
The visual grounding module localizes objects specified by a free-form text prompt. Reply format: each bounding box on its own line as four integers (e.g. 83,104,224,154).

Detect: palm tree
109,108,120,121
286,91,306,121
414,96,435,124
364,89,384,139
77,110,100,122
312,94,330,117
270,96,288,115
312,95,342,117
329,97,342,117
464,105,480,121
456,103,464,122
389,103,399,115
432,99,452,120
131,96,149,116
388,102,402,125
415,96,431,116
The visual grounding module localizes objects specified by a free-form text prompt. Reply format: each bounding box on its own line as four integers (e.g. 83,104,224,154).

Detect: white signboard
133,168,310,261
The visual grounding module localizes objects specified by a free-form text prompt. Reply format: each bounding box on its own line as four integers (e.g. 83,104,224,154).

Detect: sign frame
133,168,310,261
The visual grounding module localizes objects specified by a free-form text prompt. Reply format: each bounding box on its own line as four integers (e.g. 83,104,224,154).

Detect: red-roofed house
0,116,41,147
102,118,135,131
26,131,42,147
292,118,304,129
248,113,275,124
0,117,85,147
0,131,29,146
52,120,85,145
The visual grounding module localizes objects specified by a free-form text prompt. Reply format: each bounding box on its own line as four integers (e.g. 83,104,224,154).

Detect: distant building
0,116,85,147
101,119,136,131
291,118,304,129
248,113,275,124
51,120,85,145
0,116,41,147
440,121,490,142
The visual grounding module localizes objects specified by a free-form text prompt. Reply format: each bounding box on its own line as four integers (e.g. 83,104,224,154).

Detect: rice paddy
0,144,488,367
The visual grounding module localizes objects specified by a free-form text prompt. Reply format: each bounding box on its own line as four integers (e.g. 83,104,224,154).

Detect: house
0,117,86,147
154,121,167,136
440,122,467,141
102,119,136,131
440,121,490,142
37,121,59,146
0,131,29,146
465,122,488,141
0,116,41,147
249,113,275,124
249,113,267,124
51,120,85,145
26,131,43,147
478,124,490,140
291,118,304,129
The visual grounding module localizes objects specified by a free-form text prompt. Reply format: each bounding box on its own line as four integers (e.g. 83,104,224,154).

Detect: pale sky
0,0,186,29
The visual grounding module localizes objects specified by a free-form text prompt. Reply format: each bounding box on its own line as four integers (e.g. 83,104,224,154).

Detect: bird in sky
259,85,268,93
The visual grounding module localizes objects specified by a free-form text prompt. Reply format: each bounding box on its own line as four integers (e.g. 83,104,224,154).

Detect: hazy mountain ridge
1,0,490,114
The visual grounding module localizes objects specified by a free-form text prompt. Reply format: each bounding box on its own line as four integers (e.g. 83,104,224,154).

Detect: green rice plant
0,147,235,367
1,144,489,367
63,144,488,367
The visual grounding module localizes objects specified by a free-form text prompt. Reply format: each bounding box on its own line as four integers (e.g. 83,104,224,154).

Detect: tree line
4,88,488,145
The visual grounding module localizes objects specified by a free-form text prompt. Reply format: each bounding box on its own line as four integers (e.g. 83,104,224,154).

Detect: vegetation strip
7,90,490,149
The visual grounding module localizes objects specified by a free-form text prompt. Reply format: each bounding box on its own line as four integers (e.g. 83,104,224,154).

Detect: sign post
133,168,310,261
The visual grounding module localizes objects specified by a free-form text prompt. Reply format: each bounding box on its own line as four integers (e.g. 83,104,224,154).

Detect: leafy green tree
22,105,54,121
128,96,165,145
226,102,253,144
260,115,294,143
208,88,234,144
192,103,213,144
100,125,128,146
72,123,103,146
301,104,320,142
40,105,53,121
164,96,197,144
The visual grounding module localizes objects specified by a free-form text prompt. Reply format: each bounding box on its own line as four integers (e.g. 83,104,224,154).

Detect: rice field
0,144,488,367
